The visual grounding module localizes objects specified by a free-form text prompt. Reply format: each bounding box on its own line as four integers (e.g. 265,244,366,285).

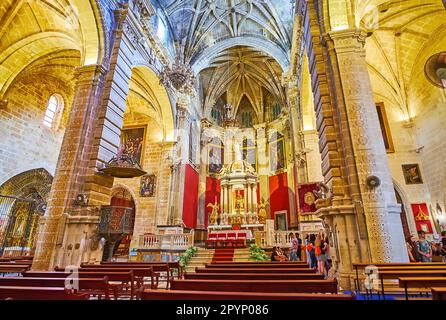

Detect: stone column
220,184,225,220
244,184,248,215
252,185,258,214
171,103,191,226
32,5,139,270
329,29,407,262
246,184,252,215
228,185,233,215
32,65,107,271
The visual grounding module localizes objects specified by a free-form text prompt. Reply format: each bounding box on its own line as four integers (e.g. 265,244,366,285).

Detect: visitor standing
415,230,432,262
441,231,446,262
406,235,418,262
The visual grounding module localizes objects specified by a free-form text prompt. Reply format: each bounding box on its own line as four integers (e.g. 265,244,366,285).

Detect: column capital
329,28,367,52
74,64,108,84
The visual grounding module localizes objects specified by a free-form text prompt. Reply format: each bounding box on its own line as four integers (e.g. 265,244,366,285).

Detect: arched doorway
101,187,136,261
395,188,411,240
0,168,52,257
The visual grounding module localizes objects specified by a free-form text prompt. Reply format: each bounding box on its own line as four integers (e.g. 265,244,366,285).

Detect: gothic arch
191,37,290,74
0,0,106,98
129,65,175,142
0,168,53,201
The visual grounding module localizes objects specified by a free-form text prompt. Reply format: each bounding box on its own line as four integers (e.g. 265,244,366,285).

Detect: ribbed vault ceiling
156,0,294,67
200,46,286,122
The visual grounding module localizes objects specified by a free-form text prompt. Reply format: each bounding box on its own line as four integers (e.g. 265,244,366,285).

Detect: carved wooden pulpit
98,205,133,261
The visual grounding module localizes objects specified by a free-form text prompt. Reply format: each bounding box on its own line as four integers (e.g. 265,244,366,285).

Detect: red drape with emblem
411,203,433,233
297,183,319,214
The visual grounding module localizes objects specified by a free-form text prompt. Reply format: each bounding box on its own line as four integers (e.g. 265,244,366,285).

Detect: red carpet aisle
211,248,234,263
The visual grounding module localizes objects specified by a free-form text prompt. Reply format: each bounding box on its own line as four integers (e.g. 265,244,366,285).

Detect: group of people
270,232,331,276
406,230,446,262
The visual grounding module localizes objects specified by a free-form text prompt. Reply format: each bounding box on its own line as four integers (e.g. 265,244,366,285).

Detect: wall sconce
366,175,381,189
0,99,8,109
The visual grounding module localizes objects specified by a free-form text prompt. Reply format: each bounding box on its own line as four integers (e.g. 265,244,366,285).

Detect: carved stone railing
254,230,292,248
138,233,194,251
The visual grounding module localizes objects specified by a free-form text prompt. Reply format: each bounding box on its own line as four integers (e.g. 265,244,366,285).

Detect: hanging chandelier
159,0,197,96
160,50,198,95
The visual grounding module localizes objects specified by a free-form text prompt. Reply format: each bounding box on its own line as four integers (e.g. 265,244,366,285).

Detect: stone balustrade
138,233,194,251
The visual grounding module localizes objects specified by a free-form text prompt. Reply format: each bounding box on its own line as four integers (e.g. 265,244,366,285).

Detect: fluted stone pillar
329,29,407,263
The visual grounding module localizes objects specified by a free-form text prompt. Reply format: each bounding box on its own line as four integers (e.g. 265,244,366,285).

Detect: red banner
182,164,199,228
297,183,320,214
411,203,433,233
269,173,290,224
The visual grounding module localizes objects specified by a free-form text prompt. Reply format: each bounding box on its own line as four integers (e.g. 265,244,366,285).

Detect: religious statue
235,194,244,212
223,103,233,121
258,198,268,224
207,201,220,225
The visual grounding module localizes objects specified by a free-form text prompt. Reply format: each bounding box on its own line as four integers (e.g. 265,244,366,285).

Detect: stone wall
0,77,73,186
113,116,173,249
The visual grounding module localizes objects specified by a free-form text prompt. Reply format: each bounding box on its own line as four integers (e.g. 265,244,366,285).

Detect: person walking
289,233,298,261
415,230,432,262
304,234,311,266
315,234,328,275
296,233,303,261
307,234,317,269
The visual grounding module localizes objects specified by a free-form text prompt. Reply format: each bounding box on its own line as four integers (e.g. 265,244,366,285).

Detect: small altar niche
208,160,263,233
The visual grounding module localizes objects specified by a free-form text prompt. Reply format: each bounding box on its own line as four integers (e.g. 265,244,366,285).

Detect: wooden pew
171,279,338,294
208,262,308,266
23,271,135,300
93,261,181,282
0,286,89,300
142,289,355,300
56,266,159,290
0,277,111,300
374,270,446,299
431,288,446,300
352,262,446,291
205,263,310,269
398,277,446,300
99,261,183,278
0,264,30,275
195,267,317,274
184,272,324,281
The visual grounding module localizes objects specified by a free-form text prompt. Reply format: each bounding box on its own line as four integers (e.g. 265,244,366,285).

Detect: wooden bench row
205,262,308,268
352,262,446,299
0,277,110,300
142,290,354,300
185,272,325,281
0,287,90,300
196,267,316,274
352,262,446,292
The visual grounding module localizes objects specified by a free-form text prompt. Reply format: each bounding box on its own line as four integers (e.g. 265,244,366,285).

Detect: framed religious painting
376,102,395,153
402,164,423,184
269,131,286,172
242,138,257,171
140,174,156,197
208,137,224,175
119,126,146,166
